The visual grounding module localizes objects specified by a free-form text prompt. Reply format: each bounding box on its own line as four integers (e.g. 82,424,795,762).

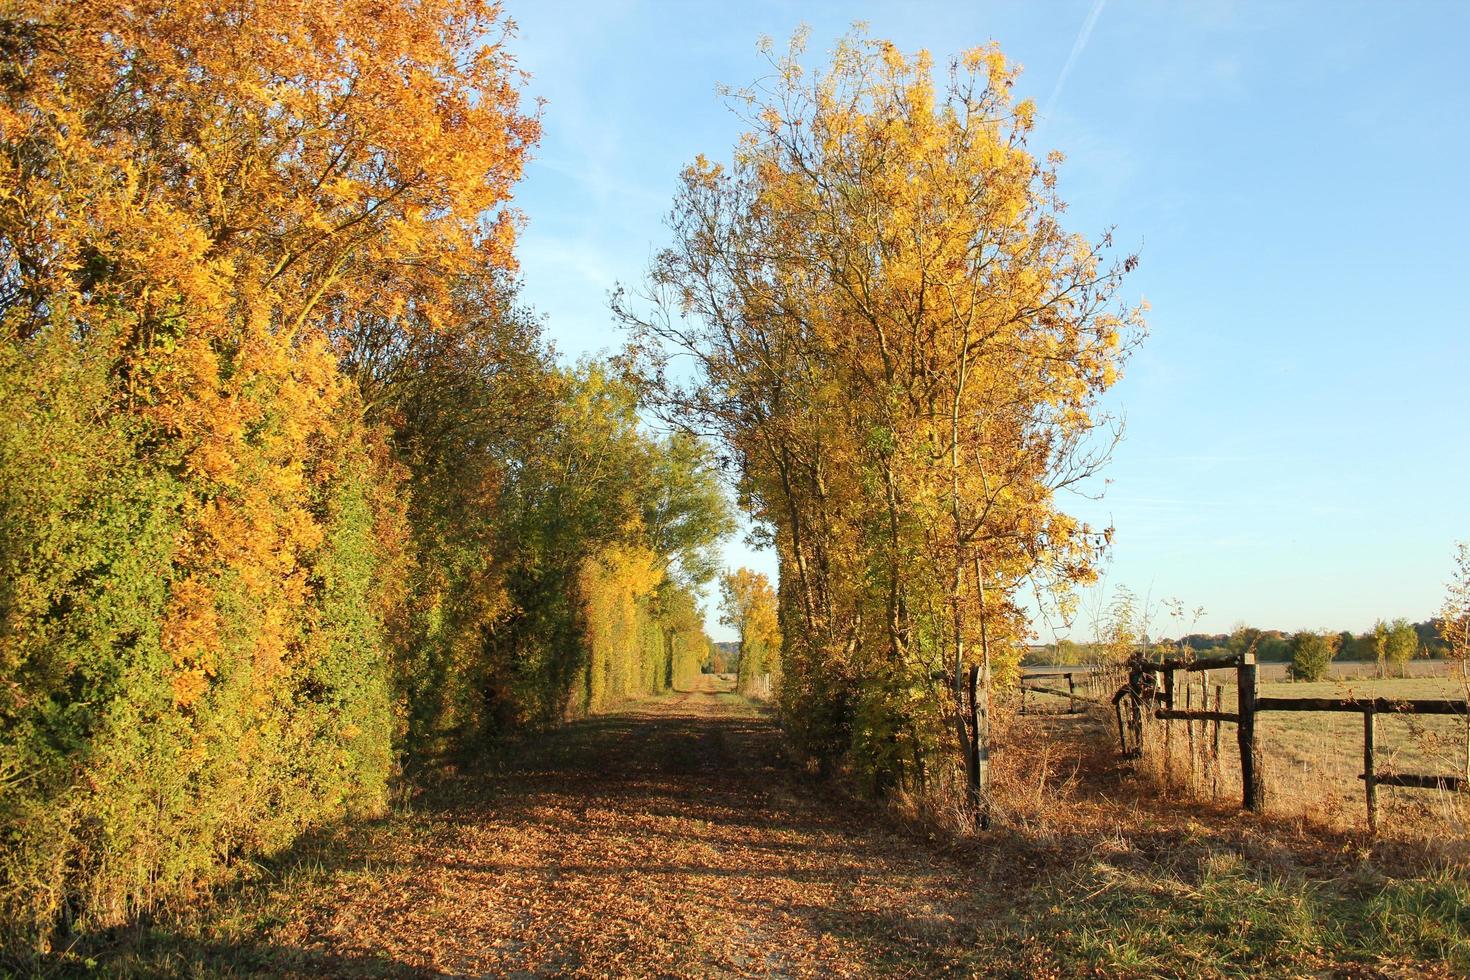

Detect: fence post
969,663,990,829
1163,667,1175,783
1237,651,1263,811
1363,706,1377,835
1067,672,1077,714
1212,684,1223,798
1201,674,1211,788
1186,684,1197,788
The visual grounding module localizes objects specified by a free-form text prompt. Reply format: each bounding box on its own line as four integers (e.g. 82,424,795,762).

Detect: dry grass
1023,671,1470,838
982,707,1470,975
1256,676,1470,838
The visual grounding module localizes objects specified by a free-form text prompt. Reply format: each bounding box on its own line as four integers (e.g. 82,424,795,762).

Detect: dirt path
265,676,1003,977
84,676,1469,977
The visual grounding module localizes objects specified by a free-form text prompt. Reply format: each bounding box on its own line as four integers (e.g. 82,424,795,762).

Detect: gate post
1363,706,1378,835
968,663,990,829
1237,651,1263,811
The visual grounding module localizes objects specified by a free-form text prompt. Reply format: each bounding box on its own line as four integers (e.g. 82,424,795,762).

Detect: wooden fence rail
1019,671,1083,715
1257,697,1469,715
1364,773,1466,791
1150,655,1468,830
1155,708,1237,723
1255,694,1469,832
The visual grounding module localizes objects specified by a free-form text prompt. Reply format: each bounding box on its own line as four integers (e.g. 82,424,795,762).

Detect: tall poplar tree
620,29,1143,817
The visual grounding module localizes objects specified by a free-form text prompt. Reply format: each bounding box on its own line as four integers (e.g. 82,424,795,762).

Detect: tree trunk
972,555,992,830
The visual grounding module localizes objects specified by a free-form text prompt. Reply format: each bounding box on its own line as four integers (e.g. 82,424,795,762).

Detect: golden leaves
0,0,538,792
628,26,1145,786
163,576,223,707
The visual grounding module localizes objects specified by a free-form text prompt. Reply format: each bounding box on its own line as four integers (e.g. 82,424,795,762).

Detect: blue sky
503,1,1469,641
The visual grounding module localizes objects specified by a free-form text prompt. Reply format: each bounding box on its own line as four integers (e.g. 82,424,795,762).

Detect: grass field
1255,676,1470,834
1023,670,1470,836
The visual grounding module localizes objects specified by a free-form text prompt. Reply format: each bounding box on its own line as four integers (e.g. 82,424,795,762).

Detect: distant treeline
707,641,741,674
1031,620,1450,665
1170,623,1447,662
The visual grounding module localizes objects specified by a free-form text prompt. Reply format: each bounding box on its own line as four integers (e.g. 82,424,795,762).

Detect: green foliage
1,320,179,945
0,318,398,949
1003,853,1470,975
344,286,733,747
0,0,738,964
1288,630,1338,681
644,431,737,589
472,364,730,728
1198,620,1448,667
1,285,731,962
1226,626,1292,662
1385,618,1418,675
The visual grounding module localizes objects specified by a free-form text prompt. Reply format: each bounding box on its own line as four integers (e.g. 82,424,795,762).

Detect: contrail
1039,0,1106,135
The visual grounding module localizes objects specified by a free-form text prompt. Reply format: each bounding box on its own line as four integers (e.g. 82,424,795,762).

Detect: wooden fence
1147,652,1262,810
1254,692,1467,833
1018,670,1085,715
1023,652,1470,832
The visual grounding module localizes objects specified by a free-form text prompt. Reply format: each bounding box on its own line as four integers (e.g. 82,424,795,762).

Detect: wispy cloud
1040,0,1106,133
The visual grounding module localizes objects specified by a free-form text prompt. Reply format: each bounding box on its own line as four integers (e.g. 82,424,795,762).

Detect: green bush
0,320,398,951
1289,631,1337,681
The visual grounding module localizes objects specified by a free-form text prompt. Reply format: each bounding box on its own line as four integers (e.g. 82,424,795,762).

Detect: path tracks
283,676,1000,977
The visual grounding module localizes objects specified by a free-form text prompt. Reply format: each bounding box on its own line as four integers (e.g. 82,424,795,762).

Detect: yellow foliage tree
578,543,664,712
1441,544,1470,674
622,29,1143,816
720,568,782,698
0,0,534,944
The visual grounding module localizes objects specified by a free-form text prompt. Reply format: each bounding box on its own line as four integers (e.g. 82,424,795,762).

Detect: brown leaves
195,682,997,977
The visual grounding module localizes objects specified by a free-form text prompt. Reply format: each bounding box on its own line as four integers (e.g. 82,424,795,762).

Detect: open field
1255,660,1458,682
1024,659,1459,683
1256,676,1470,832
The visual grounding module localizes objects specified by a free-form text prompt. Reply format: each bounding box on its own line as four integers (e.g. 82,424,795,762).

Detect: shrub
1289,631,1338,681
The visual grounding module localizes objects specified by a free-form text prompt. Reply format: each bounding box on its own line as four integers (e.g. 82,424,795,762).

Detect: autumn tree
720,569,782,697
1091,587,1151,663
1371,619,1391,678
1440,544,1470,673
0,0,536,946
1289,631,1337,682
620,29,1142,818
1385,617,1418,677
1437,543,1470,780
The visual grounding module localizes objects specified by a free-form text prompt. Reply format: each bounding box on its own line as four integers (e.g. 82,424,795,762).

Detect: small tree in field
1439,543,1470,778
1440,545,1470,666
1289,630,1337,681
1371,619,1390,678
1385,617,1418,677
